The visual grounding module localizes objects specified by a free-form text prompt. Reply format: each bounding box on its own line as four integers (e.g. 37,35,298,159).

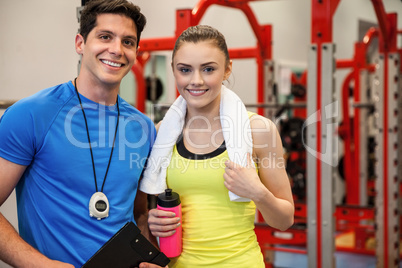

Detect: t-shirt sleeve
0,103,36,166
149,121,157,150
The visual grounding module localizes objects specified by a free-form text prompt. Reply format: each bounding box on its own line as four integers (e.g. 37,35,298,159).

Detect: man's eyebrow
96,30,114,35
123,34,137,41
97,30,137,41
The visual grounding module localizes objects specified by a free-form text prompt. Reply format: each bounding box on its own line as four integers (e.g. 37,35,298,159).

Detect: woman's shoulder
248,113,277,131
155,120,163,132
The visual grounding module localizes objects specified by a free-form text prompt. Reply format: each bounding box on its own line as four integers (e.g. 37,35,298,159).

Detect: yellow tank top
166,136,265,267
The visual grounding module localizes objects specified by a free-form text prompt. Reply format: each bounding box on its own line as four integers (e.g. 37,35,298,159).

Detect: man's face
75,13,138,87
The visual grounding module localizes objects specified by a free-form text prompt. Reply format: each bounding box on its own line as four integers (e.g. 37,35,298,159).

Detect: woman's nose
190,71,204,86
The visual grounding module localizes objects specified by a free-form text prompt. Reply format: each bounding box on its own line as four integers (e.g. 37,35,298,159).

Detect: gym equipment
307,1,401,267
279,117,306,152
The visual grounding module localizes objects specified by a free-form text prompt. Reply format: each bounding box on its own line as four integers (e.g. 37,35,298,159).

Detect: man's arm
134,190,169,268
0,157,73,268
134,190,158,247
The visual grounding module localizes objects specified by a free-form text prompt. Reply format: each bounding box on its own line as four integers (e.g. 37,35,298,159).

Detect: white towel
140,85,253,202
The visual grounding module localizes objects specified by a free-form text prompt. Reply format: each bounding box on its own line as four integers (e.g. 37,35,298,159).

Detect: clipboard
82,221,170,268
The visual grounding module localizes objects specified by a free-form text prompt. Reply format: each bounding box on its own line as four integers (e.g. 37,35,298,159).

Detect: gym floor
274,249,378,268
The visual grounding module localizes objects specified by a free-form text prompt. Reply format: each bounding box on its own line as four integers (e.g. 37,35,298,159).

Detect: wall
1,1,401,267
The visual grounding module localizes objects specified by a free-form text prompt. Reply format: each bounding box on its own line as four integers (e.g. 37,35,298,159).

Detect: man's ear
75,34,85,55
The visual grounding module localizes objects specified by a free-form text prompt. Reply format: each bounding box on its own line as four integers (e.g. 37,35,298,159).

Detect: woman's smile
187,89,209,96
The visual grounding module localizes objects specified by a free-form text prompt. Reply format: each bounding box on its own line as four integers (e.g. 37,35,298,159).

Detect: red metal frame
131,52,151,113
336,28,378,205
264,13,401,260
291,70,307,118
268,0,401,265
255,223,307,246
339,70,354,198
368,2,398,267
256,202,378,256
309,1,400,267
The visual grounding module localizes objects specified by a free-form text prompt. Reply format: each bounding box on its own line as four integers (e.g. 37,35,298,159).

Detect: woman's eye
204,67,214,72
180,68,191,73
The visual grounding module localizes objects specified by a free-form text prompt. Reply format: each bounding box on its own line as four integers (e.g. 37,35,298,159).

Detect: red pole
340,71,354,200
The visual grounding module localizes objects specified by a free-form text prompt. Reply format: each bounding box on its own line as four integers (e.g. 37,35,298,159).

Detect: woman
140,25,294,267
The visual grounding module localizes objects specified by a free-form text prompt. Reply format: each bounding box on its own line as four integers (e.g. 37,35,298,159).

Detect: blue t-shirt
0,81,156,267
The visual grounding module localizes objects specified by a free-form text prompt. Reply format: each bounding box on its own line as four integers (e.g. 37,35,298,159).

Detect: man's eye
124,40,135,46
100,35,110,40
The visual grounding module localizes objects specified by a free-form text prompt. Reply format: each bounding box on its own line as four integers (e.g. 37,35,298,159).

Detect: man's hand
47,260,74,268
139,263,168,268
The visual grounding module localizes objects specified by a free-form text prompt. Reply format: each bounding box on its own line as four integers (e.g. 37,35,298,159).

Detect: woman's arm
145,120,181,238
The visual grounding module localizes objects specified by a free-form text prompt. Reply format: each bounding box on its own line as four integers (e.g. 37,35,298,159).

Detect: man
0,1,161,267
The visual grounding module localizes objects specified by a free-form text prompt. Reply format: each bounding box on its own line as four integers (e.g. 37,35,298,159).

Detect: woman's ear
223,60,233,81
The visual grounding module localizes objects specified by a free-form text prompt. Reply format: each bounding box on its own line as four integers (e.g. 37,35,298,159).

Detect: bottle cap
157,188,181,207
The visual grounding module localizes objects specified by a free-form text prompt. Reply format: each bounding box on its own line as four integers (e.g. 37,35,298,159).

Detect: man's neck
74,77,119,106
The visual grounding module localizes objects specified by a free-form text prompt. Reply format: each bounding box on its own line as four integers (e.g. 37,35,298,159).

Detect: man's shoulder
17,81,74,108
10,82,73,113
118,98,156,142
118,98,153,124
1,81,75,130
0,82,75,164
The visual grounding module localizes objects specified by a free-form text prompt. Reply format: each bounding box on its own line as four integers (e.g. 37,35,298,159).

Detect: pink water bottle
157,188,182,258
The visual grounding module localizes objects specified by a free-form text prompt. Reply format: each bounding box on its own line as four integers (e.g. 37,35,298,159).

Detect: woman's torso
166,136,264,268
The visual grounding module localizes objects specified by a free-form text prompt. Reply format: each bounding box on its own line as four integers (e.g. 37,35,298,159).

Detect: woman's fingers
148,208,181,237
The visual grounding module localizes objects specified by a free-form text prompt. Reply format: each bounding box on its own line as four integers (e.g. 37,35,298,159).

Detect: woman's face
172,40,232,111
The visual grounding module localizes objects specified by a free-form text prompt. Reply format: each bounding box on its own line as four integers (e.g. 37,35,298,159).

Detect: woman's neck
183,103,223,153
185,98,221,127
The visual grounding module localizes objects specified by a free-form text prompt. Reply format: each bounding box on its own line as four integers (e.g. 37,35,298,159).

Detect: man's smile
101,59,124,67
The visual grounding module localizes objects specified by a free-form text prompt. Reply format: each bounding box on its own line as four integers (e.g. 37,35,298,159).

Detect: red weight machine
258,1,401,267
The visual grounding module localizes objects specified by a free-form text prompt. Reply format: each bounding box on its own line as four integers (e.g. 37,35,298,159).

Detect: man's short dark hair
79,0,146,47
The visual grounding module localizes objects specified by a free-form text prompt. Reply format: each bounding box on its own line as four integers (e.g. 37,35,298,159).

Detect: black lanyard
73,78,120,193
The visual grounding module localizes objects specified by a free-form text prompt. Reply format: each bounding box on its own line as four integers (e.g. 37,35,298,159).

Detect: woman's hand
223,153,265,200
148,208,180,238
